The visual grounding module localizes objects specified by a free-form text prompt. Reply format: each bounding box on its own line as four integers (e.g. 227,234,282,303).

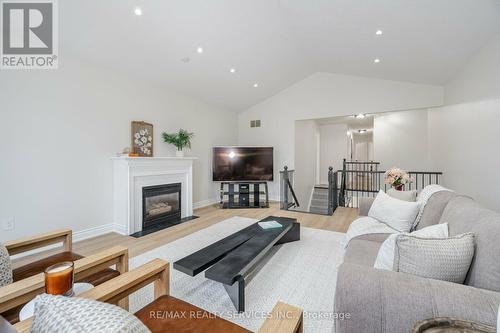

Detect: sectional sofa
334,191,500,332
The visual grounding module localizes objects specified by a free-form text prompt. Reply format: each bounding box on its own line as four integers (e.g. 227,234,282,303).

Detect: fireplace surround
111,156,196,235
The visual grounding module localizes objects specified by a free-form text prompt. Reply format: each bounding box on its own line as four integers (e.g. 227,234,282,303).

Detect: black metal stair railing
279,166,300,210
332,159,443,210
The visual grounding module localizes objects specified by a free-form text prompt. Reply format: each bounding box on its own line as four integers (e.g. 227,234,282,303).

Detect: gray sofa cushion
393,233,475,283
415,190,456,230
334,263,500,333
440,196,500,292
343,234,389,266
358,197,375,216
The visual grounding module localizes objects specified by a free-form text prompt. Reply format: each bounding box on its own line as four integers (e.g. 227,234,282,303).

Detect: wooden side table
412,317,496,333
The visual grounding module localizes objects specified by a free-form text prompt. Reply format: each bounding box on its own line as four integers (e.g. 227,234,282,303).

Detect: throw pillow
387,188,417,202
31,294,151,333
368,190,421,232
393,233,475,283
0,242,13,287
374,223,449,270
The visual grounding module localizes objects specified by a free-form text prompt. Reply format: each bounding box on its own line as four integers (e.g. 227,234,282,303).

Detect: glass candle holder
44,261,74,296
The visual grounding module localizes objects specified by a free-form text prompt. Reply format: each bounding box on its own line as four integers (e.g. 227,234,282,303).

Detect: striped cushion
31,294,151,333
0,242,13,287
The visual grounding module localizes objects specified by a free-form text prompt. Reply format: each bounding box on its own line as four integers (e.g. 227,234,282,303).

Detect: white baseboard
73,223,127,242
193,198,218,210
11,223,127,260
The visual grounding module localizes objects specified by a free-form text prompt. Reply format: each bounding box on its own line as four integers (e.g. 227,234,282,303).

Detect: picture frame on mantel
131,121,153,157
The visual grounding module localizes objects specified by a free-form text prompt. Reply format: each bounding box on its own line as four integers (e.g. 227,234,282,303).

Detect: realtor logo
1,0,58,69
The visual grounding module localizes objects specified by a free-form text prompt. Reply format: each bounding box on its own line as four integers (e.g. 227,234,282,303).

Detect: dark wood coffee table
173,216,300,312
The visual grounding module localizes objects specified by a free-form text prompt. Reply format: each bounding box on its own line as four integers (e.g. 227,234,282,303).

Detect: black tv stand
220,182,269,209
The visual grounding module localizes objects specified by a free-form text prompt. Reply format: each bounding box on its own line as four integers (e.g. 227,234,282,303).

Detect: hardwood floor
12,203,357,266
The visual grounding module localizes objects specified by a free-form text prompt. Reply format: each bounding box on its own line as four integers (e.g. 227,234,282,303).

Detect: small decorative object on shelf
412,317,496,333
162,128,194,157
384,167,412,191
44,261,74,296
131,121,154,157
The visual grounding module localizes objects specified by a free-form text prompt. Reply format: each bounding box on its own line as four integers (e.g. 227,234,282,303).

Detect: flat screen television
212,147,274,181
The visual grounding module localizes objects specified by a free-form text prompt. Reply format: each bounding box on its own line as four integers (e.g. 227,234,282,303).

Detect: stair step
311,199,328,206
310,207,328,214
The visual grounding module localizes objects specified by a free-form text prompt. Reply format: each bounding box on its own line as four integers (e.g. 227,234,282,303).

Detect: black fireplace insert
142,183,181,229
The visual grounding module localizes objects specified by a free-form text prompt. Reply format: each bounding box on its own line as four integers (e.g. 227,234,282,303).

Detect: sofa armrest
258,301,303,333
0,245,128,314
357,197,375,216
4,229,72,256
334,263,500,333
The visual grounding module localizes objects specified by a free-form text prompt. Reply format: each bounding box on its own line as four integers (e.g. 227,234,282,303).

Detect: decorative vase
176,150,184,158
393,184,404,191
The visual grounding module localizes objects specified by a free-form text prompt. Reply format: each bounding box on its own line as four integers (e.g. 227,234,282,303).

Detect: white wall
294,120,318,209
444,34,500,105
426,33,500,212
428,101,500,212
238,72,443,197
352,132,373,161
373,110,431,171
0,56,237,242
318,123,348,183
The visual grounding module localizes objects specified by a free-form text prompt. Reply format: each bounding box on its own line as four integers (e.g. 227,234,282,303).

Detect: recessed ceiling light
374,58,381,63
229,151,236,159
355,114,366,119
196,47,203,54
230,68,236,73
376,30,383,35
134,7,142,16
253,83,259,88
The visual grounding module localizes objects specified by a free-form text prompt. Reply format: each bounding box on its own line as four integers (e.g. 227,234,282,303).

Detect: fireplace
142,183,181,229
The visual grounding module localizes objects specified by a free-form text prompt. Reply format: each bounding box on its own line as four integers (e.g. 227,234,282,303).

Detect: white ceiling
61,0,500,111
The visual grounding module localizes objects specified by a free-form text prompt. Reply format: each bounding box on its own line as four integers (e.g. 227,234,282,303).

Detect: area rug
128,216,346,332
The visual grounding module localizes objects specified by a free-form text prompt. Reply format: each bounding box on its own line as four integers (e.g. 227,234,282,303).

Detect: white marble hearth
111,156,197,235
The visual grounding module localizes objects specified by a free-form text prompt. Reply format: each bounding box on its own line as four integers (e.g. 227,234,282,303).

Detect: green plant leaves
162,129,194,151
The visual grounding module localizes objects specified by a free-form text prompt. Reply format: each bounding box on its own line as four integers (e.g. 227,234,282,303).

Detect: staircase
309,185,329,214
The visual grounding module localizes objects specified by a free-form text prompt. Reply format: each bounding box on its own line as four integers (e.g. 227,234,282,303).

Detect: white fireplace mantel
111,156,197,235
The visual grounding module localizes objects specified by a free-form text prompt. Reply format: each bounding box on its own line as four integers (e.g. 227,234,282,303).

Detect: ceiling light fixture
374,58,381,63
376,30,383,35
134,7,142,16
230,68,236,73
253,83,259,88
229,151,236,159
355,114,366,119
196,47,203,54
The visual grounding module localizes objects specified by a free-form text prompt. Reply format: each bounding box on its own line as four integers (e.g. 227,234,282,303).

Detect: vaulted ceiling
61,0,500,111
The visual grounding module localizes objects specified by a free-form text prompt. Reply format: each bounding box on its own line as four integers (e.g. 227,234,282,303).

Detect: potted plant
162,129,194,157
384,167,412,191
